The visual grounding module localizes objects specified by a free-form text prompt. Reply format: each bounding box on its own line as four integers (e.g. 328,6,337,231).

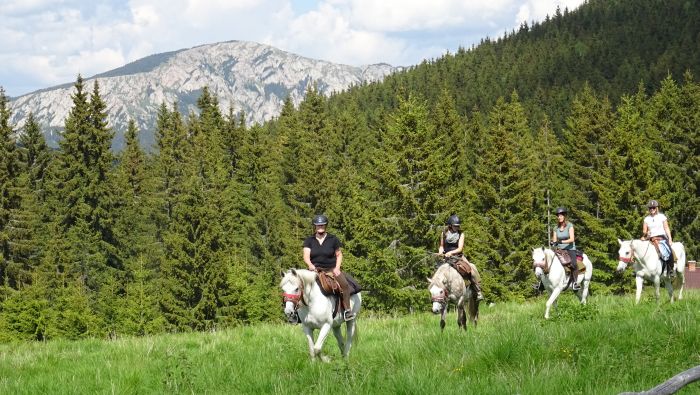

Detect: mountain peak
9,40,399,150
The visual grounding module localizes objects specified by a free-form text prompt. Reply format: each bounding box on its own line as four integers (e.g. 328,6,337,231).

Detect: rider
438,214,484,301
642,199,674,276
551,207,580,291
303,214,355,321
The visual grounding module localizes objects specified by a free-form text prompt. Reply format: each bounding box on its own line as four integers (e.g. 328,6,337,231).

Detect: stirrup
476,291,484,301
572,283,581,291
343,310,355,321
532,281,542,290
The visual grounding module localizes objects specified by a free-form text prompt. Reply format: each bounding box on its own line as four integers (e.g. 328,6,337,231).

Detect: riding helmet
555,207,567,215
312,214,328,226
447,215,461,227
647,199,659,208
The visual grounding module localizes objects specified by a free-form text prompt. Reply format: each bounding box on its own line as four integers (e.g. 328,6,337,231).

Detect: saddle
315,271,362,318
316,271,362,296
317,271,341,295
649,236,675,262
553,249,586,273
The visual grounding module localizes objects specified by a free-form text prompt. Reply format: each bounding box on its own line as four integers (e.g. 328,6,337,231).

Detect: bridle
532,248,552,273
430,283,448,308
282,275,306,310
618,240,650,267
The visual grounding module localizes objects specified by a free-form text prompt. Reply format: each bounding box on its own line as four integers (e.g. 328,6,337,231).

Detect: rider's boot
336,273,355,321
467,274,484,301
570,265,581,291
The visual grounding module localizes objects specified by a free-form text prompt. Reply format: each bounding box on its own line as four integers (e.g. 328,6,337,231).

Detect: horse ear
426,277,432,283
290,268,297,275
618,238,623,245
280,270,285,278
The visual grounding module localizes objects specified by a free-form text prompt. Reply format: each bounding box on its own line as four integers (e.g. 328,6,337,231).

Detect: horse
616,239,686,304
427,262,479,331
280,269,362,361
532,247,593,319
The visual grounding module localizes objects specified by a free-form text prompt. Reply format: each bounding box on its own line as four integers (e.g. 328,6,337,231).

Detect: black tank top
443,230,461,254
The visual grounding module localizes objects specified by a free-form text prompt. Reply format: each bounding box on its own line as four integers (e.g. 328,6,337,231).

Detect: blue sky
0,0,585,97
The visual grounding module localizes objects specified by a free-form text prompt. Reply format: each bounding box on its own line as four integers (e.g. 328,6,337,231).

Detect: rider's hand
308,264,316,271
549,241,557,247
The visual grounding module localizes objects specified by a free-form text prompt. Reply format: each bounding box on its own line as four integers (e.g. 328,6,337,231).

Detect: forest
0,0,697,341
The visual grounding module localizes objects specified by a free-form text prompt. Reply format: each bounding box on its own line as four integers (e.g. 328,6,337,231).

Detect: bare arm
445,233,465,257
333,249,343,276
663,220,673,244
642,221,649,239
303,247,315,270
438,233,445,254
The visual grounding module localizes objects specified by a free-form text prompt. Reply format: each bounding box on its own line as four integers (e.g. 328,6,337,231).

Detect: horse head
532,247,548,277
280,269,304,322
427,270,449,314
617,239,634,272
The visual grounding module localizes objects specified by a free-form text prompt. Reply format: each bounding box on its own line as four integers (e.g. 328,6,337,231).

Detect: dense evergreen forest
0,0,698,340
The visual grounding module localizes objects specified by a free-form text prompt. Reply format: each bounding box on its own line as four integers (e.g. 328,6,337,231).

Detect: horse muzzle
286,311,300,324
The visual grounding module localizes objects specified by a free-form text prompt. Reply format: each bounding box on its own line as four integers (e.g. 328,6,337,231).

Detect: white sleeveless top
644,213,667,237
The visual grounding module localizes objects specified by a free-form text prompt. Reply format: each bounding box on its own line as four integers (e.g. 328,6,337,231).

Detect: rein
282,275,306,310
619,240,651,267
533,248,552,273
430,281,449,306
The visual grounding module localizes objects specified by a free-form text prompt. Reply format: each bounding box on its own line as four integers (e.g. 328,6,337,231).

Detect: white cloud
0,0,588,96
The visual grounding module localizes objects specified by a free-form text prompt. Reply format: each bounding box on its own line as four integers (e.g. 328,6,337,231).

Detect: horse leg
457,304,466,330
545,287,562,319
314,324,333,362
677,271,685,300
343,320,356,358
664,274,675,303
635,275,644,305
579,278,590,305
332,326,345,356
653,275,661,304
303,326,317,360
440,306,447,331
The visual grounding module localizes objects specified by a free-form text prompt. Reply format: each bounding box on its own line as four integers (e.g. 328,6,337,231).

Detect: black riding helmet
312,214,328,226
555,207,567,215
446,215,461,227
647,199,659,208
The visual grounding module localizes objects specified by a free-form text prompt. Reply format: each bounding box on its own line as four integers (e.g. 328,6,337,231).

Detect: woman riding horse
642,199,674,277
551,207,580,291
303,214,354,321
438,215,484,301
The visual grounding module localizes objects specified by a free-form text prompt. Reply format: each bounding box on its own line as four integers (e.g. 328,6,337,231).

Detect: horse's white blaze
531,247,592,319
280,269,361,361
617,239,686,304
429,284,445,313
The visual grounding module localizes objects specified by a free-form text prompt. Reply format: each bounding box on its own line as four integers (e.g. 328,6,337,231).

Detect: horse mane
429,264,453,286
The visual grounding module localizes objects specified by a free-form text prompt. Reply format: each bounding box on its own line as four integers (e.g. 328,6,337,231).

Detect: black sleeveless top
442,229,462,254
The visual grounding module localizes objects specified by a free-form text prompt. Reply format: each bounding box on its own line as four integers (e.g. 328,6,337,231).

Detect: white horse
616,239,686,304
532,247,593,319
427,263,479,331
280,269,361,361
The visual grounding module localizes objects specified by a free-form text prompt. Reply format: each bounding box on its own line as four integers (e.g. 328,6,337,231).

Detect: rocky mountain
9,40,399,150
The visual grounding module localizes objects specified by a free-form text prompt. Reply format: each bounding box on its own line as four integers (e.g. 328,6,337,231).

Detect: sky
0,0,586,98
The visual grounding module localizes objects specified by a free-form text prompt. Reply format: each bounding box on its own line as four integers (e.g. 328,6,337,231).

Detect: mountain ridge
9,40,400,150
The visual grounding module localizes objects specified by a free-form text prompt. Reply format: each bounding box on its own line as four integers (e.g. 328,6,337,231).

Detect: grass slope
1,291,698,394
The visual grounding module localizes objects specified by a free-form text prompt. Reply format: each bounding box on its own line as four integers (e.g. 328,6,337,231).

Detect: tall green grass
1,291,698,394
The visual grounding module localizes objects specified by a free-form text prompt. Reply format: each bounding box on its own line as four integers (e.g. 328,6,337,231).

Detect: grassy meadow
0,290,698,395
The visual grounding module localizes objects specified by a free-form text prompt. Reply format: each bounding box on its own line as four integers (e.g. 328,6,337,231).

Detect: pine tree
0,88,23,289
472,93,542,300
